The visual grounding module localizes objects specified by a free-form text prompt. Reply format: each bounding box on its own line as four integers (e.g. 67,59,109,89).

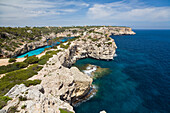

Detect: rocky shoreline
0,27,135,113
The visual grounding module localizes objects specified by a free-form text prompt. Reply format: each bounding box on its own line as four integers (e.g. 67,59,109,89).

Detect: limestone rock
2,84,74,113
100,110,107,113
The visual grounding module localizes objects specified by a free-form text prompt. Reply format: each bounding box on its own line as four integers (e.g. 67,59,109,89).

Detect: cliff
0,33,56,58
94,27,136,36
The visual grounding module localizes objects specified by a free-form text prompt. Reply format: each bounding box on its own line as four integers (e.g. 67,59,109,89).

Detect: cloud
0,0,89,19
87,0,170,22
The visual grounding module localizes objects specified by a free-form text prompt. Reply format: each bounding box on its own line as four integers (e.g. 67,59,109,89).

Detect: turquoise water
16,37,74,58
16,45,52,58
74,30,170,113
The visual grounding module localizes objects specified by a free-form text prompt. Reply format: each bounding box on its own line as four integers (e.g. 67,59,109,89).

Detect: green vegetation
0,96,12,109
8,58,17,63
0,27,42,53
107,37,111,40
60,42,71,49
91,38,99,41
24,56,39,64
67,34,71,37
97,44,101,47
19,96,27,101
22,79,41,87
21,105,27,109
87,36,99,41
82,39,86,42
94,31,103,35
7,106,18,113
0,62,28,74
72,30,78,34
105,34,108,37
87,36,91,39
38,50,61,65
107,42,112,45
38,54,51,65
0,64,42,96
59,108,73,113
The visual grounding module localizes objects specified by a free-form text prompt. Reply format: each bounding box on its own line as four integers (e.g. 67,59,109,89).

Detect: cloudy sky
0,0,170,29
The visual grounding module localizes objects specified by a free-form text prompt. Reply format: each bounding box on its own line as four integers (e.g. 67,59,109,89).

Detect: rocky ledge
0,27,135,113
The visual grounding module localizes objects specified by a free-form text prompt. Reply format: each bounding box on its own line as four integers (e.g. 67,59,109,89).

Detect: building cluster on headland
0,26,135,113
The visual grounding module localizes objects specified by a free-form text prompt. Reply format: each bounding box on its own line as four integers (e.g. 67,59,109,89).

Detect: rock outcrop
94,27,136,36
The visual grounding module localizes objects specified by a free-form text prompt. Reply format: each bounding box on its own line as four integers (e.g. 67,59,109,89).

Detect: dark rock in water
92,66,111,79
71,86,97,107
75,64,111,79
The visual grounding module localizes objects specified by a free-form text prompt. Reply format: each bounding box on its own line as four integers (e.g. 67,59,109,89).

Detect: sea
74,30,170,113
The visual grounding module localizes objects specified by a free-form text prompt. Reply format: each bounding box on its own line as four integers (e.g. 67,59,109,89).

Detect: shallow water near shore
16,37,74,58
74,30,170,113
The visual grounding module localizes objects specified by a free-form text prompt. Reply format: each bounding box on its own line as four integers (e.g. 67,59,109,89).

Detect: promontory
0,26,135,113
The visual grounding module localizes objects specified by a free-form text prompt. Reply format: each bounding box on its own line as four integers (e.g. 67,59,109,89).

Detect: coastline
0,26,135,113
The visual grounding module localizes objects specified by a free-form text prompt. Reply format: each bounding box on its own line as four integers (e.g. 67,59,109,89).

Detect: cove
16,37,74,58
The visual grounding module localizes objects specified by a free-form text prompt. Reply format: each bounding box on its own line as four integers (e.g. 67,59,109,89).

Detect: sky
0,0,170,29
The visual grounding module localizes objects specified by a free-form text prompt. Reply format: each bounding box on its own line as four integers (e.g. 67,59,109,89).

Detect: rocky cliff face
60,35,117,67
94,27,136,36
1,35,48,58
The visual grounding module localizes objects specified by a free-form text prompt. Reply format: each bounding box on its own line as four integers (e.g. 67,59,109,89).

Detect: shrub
19,96,27,101
91,38,99,41
38,54,51,65
59,108,73,113
97,44,101,47
0,96,12,109
21,105,26,109
8,58,16,63
15,62,28,68
38,50,62,65
67,36,80,41
24,56,39,64
87,36,91,39
105,34,108,37
108,42,112,45
22,79,41,87
7,106,18,113
0,62,28,74
46,51,57,55
0,64,42,96
67,34,71,37
82,39,86,42
60,43,69,49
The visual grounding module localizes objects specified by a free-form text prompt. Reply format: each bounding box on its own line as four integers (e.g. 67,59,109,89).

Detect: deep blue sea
74,30,170,113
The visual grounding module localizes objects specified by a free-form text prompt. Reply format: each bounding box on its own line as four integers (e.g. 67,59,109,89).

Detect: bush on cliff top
59,108,73,113
38,50,62,65
0,64,42,97
0,62,28,74
60,43,70,49
0,96,12,109
24,56,39,64
22,79,42,87
8,58,16,63
38,54,51,65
